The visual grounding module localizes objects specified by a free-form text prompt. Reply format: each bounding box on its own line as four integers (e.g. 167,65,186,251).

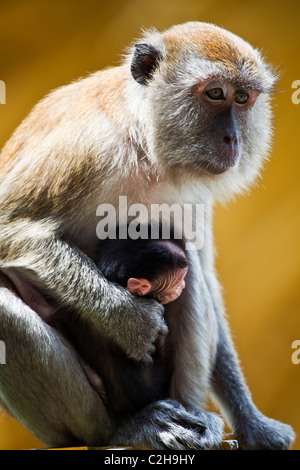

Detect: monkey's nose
221,134,239,167
223,134,238,147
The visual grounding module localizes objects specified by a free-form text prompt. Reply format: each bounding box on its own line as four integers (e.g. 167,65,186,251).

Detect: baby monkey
96,236,188,305
72,235,189,413
15,234,189,416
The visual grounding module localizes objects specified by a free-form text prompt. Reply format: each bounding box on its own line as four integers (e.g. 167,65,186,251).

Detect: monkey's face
130,23,276,196
188,81,260,174
150,76,262,177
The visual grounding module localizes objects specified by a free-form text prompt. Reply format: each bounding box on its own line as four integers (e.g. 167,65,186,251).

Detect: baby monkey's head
96,237,188,305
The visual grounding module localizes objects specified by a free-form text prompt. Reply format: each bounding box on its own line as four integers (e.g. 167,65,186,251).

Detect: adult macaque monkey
0,22,295,449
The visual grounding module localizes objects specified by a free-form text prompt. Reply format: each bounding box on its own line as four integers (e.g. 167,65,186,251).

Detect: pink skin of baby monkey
126,267,188,305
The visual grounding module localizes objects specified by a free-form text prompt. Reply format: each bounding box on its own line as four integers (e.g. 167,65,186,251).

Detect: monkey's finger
148,343,156,355
143,353,154,364
162,401,208,433
129,352,153,364
172,412,207,433
154,314,168,334
147,298,165,315
159,322,169,336
157,304,165,316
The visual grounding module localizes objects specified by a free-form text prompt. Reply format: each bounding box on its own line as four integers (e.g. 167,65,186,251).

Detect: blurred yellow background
0,0,299,450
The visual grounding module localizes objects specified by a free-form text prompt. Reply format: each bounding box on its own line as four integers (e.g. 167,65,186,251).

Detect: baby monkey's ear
131,43,162,85
126,278,152,296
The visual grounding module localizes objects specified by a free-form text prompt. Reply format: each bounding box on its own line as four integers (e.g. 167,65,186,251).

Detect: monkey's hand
103,288,168,363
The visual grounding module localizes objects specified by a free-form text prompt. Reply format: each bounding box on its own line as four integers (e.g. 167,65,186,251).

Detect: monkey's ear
126,278,152,296
131,43,162,85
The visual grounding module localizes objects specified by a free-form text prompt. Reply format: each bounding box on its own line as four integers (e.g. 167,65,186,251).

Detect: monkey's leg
211,313,295,450
200,213,295,450
0,283,113,447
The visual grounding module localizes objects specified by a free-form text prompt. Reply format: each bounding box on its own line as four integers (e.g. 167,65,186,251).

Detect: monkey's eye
205,88,224,100
235,91,249,104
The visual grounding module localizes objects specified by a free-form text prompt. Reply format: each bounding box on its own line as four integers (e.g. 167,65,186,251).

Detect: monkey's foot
109,399,224,450
234,411,295,450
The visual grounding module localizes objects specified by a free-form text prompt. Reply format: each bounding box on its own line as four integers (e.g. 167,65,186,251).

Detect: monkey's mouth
201,159,236,175
201,150,240,175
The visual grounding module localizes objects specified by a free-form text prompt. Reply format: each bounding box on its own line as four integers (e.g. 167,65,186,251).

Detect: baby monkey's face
154,268,187,305
126,268,188,305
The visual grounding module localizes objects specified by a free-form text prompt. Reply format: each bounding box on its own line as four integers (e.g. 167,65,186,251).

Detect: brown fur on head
128,22,276,200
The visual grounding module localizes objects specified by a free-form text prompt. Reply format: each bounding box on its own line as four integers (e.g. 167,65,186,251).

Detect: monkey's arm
0,224,166,362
